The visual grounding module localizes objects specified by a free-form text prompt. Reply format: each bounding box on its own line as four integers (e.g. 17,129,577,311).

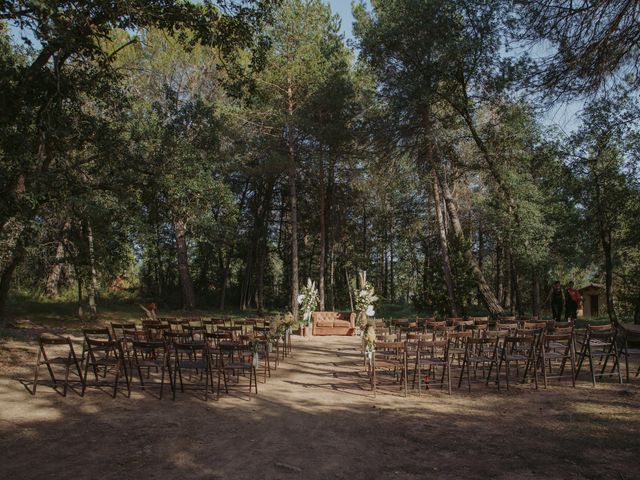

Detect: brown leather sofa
312,311,356,336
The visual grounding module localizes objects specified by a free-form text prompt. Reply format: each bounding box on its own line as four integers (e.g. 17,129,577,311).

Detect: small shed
579,284,605,318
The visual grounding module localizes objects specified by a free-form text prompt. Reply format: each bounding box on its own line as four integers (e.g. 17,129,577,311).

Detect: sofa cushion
312,311,355,336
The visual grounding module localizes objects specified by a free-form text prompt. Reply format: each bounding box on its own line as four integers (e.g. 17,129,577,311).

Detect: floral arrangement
272,312,295,339
297,278,319,326
355,271,378,328
139,302,157,320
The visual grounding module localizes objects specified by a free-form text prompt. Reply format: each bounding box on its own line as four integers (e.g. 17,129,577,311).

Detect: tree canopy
1,0,639,324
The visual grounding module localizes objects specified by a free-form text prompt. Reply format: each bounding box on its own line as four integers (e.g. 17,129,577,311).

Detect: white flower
297,294,305,305
366,305,375,317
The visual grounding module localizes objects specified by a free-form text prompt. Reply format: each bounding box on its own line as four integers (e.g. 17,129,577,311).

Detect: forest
1,0,639,325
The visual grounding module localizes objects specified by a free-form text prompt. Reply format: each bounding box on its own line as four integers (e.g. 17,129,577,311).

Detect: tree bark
255,180,274,314
174,219,195,309
86,220,98,321
286,67,299,320
327,157,336,311
219,250,231,311
511,257,522,315
601,229,618,324
496,240,503,305
45,241,65,298
0,243,24,326
477,223,484,306
438,173,503,315
532,274,541,317
432,175,458,316
318,151,326,311
503,249,512,310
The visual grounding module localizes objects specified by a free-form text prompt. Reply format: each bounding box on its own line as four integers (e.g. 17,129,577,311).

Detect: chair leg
63,361,71,397
81,360,90,397
32,350,42,395
613,343,622,384
159,366,165,400
587,344,596,386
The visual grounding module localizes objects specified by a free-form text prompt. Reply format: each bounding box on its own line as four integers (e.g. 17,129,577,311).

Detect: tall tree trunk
634,291,640,325
511,257,522,315
318,151,326,311
174,219,195,309
0,243,24,326
477,223,484,306
345,267,354,312
327,157,336,311
432,174,458,316
154,212,164,298
76,271,83,320
239,246,253,311
255,181,274,314
45,241,65,298
438,173,503,315
86,220,99,321
390,231,395,303
601,229,618,324
219,251,230,311
496,240,503,305
532,274,541,317
286,69,299,321
503,248,512,310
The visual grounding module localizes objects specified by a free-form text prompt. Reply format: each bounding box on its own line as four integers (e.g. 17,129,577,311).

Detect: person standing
547,280,564,322
565,281,581,322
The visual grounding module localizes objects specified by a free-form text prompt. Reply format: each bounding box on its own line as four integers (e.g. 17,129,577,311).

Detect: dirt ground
1,332,639,480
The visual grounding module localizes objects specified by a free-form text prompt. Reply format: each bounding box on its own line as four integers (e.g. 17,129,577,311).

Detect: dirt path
1,335,639,479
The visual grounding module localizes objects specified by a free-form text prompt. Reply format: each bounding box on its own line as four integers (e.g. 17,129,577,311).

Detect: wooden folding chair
496,334,538,390
371,341,407,397
575,324,622,386
81,337,130,398
539,331,576,388
172,342,215,401
618,326,640,382
33,334,83,396
217,342,258,399
132,340,172,399
413,338,451,395
458,336,499,391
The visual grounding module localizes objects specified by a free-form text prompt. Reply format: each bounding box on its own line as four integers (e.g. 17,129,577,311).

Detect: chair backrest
111,322,137,339
448,331,473,339
39,334,73,346
174,341,208,360
446,317,465,325
469,323,488,337
553,321,573,330
469,316,489,324
164,330,192,345
589,323,615,332
543,332,573,347
552,326,574,335
83,328,112,343
453,319,474,330
132,340,168,358
85,337,121,359
426,320,447,331
374,341,405,350
523,321,547,331
587,324,616,343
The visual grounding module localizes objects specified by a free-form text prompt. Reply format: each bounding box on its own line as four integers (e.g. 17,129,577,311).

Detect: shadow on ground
1,336,639,480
